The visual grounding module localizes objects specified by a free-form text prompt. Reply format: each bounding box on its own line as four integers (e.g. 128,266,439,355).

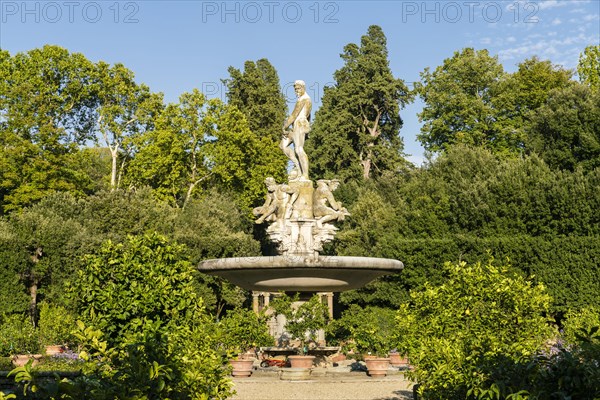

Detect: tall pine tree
307,25,413,181
223,59,287,181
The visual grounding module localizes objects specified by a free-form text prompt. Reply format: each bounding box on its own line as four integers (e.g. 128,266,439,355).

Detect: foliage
69,233,232,399
0,356,13,371
417,48,509,154
307,25,413,181
327,305,396,357
0,193,92,322
0,314,41,356
578,44,600,91
561,306,600,345
271,293,330,353
218,308,273,356
527,83,600,171
336,147,600,315
94,60,160,190
224,58,287,178
37,303,76,346
0,46,98,213
396,260,554,400
73,233,201,342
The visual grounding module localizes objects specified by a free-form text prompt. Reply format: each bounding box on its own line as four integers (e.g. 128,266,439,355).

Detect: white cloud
537,0,590,11
551,18,562,25
498,31,595,68
481,37,492,45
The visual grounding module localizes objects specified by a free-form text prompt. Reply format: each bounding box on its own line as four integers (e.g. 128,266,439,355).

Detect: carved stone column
252,291,260,314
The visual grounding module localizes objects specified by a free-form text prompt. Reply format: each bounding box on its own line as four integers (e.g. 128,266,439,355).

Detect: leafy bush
327,305,396,357
397,260,555,399
69,232,232,399
37,303,76,346
561,306,600,344
0,356,13,371
271,293,330,353
0,314,40,356
218,308,273,357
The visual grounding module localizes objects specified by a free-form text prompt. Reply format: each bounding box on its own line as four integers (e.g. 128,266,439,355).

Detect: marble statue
253,177,299,225
281,80,312,181
251,80,352,256
313,179,350,228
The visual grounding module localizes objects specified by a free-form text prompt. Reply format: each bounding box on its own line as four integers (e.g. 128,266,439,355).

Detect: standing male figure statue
281,80,312,180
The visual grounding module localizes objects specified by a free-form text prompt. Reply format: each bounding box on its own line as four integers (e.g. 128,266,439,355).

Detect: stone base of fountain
198,256,403,292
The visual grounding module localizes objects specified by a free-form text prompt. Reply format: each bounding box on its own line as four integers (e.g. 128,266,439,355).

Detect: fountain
198,79,403,294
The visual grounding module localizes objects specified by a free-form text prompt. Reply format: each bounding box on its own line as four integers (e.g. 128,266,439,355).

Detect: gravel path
231,370,414,400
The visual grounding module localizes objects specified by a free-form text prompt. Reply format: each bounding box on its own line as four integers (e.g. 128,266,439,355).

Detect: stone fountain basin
198,256,404,292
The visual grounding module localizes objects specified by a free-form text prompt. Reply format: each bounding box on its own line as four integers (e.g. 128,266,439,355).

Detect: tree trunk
29,247,42,327
362,157,371,180
29,281,38,328
110,147,118,190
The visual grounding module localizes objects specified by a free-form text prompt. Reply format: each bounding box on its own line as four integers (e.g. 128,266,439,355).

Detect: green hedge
342,235,600,315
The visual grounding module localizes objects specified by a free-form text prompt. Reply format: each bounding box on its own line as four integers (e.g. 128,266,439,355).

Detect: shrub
0,314,40,356
38,303,76,346
218,308,274,357
396,260,555,399
327,305,396,357
561,306,600,344
69,232,232,399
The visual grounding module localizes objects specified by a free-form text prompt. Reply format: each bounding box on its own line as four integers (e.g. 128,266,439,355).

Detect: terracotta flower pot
12,354,42,367
365,357,390,377
45,345,64,356
229,359,254,377
389,352,408,367
288,355,315,369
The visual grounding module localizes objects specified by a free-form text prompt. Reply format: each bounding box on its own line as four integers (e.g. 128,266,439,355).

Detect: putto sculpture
313,179,350,229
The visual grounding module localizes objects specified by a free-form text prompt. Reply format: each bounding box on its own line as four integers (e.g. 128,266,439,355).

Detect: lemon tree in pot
38,303,76,356
271,293,330,369
218,308,273,377
338,305,396,377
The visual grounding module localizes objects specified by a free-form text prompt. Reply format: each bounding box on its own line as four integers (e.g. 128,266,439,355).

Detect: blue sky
1,0,599,164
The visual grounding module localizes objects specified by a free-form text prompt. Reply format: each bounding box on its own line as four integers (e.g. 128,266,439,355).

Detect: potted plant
0,314,42,367
38,303,75,356
218,308,274,377
271,293,330,369
336,306,396,377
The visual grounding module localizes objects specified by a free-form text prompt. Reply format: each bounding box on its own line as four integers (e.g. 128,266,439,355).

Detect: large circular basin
198,256,403,292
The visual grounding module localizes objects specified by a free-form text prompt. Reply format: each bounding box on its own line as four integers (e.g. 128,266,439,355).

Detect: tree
0,193,90,326
127,91,283,211
203,101,287,211
494,57,572,150
0,46,98,213
307,25,413,181
224,59,288,181
125,90,214,207
93,61,161,190
397,260,554,399
71,232,233,399
578,45,600,91
527,83,600,171
417,48,510,154
225,59,285,140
